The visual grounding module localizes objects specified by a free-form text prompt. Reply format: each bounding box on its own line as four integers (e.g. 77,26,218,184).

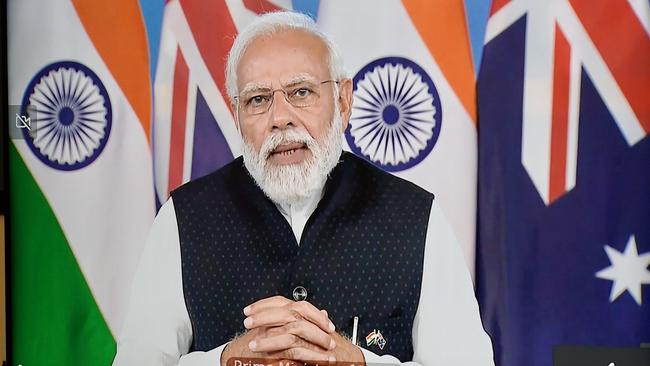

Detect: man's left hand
243,296,365,365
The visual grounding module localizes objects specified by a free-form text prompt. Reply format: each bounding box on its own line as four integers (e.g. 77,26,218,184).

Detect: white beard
241,113,344,206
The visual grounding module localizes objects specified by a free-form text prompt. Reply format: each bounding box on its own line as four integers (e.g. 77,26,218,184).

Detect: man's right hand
220,296,337,366
220,328,266,366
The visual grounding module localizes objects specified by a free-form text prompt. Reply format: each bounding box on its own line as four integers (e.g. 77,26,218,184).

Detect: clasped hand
221,296,364,366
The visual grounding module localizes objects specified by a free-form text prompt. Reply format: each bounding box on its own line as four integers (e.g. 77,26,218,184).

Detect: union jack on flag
153,0,304,204
483,0,649,205
476,1,650,366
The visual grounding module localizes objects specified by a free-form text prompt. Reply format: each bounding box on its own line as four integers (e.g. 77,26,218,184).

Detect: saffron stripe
402,0,477,123
72,0,152,140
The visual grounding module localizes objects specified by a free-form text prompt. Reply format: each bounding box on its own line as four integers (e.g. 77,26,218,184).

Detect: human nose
268,89,294,130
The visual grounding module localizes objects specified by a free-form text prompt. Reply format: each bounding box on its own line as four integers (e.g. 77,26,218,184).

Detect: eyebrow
281,73,317,87
239,82,272,96
239,74,319,96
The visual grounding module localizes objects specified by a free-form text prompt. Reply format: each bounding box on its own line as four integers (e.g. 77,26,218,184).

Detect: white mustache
260,129,317,160
241,111,343,206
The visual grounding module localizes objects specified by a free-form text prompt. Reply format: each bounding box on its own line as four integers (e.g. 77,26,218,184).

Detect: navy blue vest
171,152,433,361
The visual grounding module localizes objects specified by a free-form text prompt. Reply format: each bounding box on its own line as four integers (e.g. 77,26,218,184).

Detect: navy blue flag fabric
476,2,650,366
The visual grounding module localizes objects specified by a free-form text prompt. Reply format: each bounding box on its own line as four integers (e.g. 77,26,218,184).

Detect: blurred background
1,0,649,365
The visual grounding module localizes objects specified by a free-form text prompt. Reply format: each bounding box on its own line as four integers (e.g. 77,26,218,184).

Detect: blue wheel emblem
345,57,442,172
21,61,112,171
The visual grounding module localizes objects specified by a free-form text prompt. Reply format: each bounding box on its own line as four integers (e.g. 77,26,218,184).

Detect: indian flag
366,329,379,346
8,0,155,364
319,0,478,273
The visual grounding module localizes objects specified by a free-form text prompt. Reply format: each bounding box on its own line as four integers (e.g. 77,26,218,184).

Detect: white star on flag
595,235,650,306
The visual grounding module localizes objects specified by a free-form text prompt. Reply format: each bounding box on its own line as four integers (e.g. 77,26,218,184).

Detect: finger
244,296,292,316
269,347,336,363
287,319,336,350
249,333,302,353
289,301,335,333
244,307,299,329
260,321,335,350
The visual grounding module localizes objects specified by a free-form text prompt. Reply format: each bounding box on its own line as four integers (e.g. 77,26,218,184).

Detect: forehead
236,29,330,90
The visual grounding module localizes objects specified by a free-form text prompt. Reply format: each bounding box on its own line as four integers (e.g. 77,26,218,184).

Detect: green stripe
9,144,116,365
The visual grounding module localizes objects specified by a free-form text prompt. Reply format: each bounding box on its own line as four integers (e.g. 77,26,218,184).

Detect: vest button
293,286,308,301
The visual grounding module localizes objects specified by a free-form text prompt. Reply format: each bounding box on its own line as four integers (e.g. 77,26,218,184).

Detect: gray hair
225,11,346,104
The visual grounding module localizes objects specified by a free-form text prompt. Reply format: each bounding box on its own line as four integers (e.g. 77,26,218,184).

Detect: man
113,11,494,366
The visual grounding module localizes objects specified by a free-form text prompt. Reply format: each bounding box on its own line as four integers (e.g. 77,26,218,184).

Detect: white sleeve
358,201,494,366
112,198,229,366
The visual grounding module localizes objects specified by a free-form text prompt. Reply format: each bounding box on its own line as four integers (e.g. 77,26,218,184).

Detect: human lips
270,142,307,156
267,142,310,164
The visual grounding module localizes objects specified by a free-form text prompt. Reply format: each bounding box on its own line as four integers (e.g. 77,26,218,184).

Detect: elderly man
113,11,493,366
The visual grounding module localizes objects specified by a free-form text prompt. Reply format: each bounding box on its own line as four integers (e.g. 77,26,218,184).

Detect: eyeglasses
234,80,339,116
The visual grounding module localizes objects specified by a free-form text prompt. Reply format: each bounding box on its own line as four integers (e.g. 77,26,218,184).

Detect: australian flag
476,1,650,366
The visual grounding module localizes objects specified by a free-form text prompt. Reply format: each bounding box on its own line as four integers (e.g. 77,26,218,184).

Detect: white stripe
153,11,178,203
565,46,581,192
485,0,528,43
270,0,292,9
521,1,558,205
225,0,259,32
182,76,197,183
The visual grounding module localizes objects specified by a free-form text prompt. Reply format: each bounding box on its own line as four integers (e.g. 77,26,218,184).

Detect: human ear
337,78,353,131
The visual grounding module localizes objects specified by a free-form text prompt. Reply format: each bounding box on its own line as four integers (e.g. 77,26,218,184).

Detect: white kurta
113,190,494,366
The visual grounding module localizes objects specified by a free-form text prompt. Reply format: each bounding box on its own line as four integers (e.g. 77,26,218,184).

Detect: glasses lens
240,91,272,115
238,81,333,116
286,82,320,108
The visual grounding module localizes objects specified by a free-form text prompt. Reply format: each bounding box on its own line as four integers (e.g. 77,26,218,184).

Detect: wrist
334,332,366,365
221,331,248,366
220,342,232,366
353,343,366,366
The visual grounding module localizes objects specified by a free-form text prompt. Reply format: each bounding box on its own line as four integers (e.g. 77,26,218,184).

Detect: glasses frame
234,79,340,117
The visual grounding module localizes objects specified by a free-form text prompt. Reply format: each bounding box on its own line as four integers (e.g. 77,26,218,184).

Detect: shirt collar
276,184,325,221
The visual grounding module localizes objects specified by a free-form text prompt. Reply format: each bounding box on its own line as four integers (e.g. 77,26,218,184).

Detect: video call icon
15,113,31,131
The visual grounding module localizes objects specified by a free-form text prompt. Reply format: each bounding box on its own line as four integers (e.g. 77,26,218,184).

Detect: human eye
245,93,270,107
290,86,315,99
